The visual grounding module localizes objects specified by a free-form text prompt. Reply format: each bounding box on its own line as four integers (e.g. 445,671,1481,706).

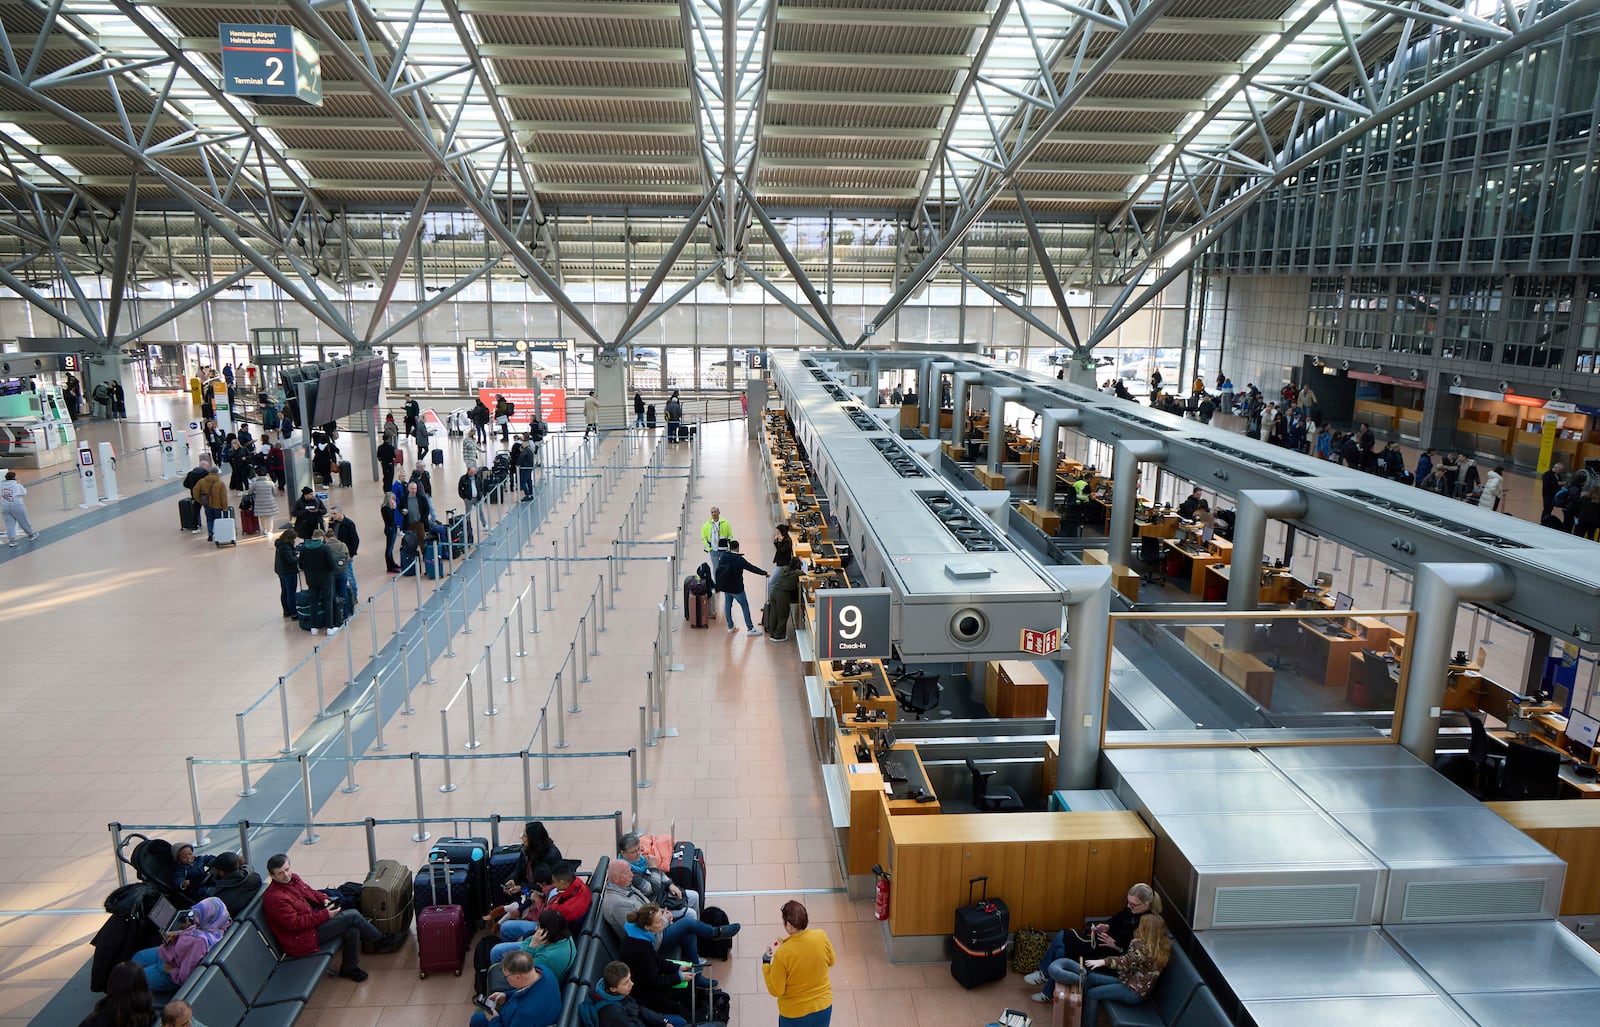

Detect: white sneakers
1023,971,1046,987
327,626,341,636
747,628,762,636
1029,991,1052,1004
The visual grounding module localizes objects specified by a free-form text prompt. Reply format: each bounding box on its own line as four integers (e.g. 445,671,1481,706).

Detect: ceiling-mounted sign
815,588,892,660
219,24,323,106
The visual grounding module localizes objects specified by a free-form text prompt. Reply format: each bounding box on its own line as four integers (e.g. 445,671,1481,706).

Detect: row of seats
553,856,614,1026
162,886,336,1027
1102,943,1228,1027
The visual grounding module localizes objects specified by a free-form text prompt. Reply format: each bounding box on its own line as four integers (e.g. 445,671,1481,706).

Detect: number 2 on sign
839,604,862,639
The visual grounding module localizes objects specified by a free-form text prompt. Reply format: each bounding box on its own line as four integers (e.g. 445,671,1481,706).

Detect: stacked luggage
413,836,488,978
434,513,474,558
950,876,1009,988
486,452,511,503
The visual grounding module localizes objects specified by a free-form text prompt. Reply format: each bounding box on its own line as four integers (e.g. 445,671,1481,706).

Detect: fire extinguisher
871,863,890,921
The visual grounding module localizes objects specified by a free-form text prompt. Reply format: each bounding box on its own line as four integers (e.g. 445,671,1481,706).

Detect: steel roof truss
734,257,837,345
1011,185,1081,350
951,261,1072,350
738,182,845,346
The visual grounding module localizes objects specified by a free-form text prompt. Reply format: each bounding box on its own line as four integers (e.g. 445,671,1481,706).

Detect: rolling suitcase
211,508,237,547
688,592,710,629
360,859,413,938
416,856,468,979
432,448,444,467
295,589,321,632
950,876,1009,989
179,498,201,532
338,460,353,488
668,841,706,896
646,404,657,428
429,836,491,923
423,539,441,579
488,844,523,896
239,505,261,536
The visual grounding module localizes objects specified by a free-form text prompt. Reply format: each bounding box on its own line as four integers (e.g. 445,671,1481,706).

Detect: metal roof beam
769,51,972,70
775,7,990,28
767,89,954,107
456,0,679,17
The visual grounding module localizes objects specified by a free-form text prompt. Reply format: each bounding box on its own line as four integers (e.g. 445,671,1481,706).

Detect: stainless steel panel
1116,769,1316,816
1388,922,1600,993
1245,997,1473,1027
1159,812,1381,870
1260,745,1432,771
1333,808,1565,867
1454,990,1600,1027
1288,766,1482,813
1199,928,1429,1000
1100,746,1265,789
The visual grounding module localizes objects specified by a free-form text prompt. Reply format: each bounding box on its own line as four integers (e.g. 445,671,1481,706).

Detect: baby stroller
119,833,194,907
90,835,195,991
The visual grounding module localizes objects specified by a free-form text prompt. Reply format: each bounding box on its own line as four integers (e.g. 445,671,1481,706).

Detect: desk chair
1136,535,1167,586
1264,619,1299,672
966,758,1025,812
1464,711,1506,795
1496,740,1563,800
895,673,943,720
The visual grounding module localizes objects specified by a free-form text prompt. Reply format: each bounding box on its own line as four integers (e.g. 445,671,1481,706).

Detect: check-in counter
1487,801,1600,914
845,741,940,876
882,810,1154,958
1182,625,1274,705
1083,548,1139,602
983,660,1049,718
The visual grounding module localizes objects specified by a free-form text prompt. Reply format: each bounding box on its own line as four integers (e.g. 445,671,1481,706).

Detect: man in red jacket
546,860,593,926
262,854,404,981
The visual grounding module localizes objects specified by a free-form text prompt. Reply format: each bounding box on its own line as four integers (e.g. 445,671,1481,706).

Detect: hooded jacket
207,864,263,916
157,897,232,987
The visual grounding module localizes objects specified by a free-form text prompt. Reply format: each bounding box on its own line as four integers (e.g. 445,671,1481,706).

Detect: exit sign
1020,627,1061,656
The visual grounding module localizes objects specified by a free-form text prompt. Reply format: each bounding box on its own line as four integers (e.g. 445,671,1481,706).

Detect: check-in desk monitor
1567,710,1600,752
1333,591,1354,611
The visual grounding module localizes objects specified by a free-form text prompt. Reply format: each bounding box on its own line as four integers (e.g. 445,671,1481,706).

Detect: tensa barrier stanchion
371,674,388,751
596,576,608,633
578,619,591,682
414,561,424,609
636,707,652,788
234,715,256,797
312,646,329,718
418,614,438,683
551,542,561,594
399,644,416,715
438,712,457,793
369,598,381,659
483,648,499,716
491,535,504,593
392,583,403,636
551,668,569,748
609,552,618,602
644,672,657,748
463,673,482,748
460,578,476,634
521,750,533,817
340,710,360,794
538,708,555,790
529,576,541,635
410,752,431,842
503,617,517,681
479,551,493,611
298,754,320,845
440,590,458,655
276,677,294,753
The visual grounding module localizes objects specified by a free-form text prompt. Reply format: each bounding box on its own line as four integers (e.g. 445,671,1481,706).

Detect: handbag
1010,926,1048,974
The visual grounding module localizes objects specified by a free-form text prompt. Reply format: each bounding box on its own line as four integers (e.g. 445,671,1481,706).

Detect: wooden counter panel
1488,801,1600,915
886,812,1155,936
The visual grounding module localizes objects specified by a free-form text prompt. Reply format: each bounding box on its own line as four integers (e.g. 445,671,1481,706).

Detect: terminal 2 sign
219,24,323,106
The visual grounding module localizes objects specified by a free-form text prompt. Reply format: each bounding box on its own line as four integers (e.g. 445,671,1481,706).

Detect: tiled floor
0,401,1023,1027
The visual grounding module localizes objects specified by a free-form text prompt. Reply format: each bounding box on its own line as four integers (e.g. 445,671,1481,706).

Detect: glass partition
1102,609,1416,748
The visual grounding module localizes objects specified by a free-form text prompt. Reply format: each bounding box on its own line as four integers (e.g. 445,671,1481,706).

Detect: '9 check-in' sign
815,588,892,660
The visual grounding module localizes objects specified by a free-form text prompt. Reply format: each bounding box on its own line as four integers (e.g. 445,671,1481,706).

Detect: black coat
331,517,359,557
618,931,690,1019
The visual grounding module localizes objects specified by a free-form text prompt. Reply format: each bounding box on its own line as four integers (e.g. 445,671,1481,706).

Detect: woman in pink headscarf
130,896,231,994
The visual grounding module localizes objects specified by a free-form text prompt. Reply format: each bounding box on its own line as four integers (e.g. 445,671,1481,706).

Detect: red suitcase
239,506,261,535
416,855,468,978
689,592,711,629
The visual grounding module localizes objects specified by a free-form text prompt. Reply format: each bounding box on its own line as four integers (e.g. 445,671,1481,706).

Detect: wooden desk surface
888,810,1151,845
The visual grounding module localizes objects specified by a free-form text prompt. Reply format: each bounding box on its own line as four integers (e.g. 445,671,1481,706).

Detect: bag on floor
432,448,445,467
429,836,491,923
1011,926,1048,975
239,506,261,536
338,460,353,487
698,906,732,960
423,539,441,579
211,508,237,546
1053,980,1083,1027
416,856,469,977
669,841,706,896
179,497,202,532
472,933,499,1000
361,859,413,937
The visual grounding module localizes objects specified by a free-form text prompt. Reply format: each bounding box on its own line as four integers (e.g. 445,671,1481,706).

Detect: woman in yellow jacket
761,900,835,1027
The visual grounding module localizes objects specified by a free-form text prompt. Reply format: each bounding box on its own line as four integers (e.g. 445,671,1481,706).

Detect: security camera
1451,374,1463,387
1340,359,1350,371
1410,369,1421,380
1498,381,1510,392
1551,388,1563,401
948,607,989,647
1373,364,1383,375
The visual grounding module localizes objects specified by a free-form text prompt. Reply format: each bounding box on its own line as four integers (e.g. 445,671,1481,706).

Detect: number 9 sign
815,588,891,660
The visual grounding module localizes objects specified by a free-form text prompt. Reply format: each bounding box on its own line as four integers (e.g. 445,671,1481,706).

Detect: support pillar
866,355,880,407
1399,563,1515,763
923,360,954,439
1065,356,1098,390
950,371,982,452
594,355,627,431
1223,490,1309,650
1055,565,1114,789
988,388,1024,475
1108,440,1167,569
1035,408,1083,510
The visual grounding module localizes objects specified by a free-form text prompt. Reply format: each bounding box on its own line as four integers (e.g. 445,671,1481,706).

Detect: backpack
698,906,732,960
1010,926,1049,974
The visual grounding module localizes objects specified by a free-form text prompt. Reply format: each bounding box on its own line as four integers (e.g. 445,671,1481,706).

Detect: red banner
477,387,567,426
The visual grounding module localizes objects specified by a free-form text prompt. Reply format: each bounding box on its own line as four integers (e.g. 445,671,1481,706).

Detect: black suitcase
950,876,1008,988
953,875,1009,951
179,497,202,532
432,448,445,467
338,459,352,487
646,404,657,428
669,841,706,896
488,844,523,895
429,836,490,923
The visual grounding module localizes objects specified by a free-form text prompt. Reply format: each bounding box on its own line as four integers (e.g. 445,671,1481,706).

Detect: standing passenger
762,901,835,1027
0,470,39,546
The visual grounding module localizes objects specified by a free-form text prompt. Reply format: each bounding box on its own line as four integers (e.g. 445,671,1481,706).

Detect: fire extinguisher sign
1020,627,1061,656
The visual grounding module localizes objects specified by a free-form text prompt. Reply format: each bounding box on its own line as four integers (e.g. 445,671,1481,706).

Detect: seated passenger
619,833,698,911
130,897,230,995
472,948,561,1027
601,861,738,965
261,853,404,982
487,909,576,989
203,851,262,915
1023,883,1153,995
589,959,688,1027
159,1000,195,1027
487,862,554,939
545,860,593,926
1037,907,1171,1024
515,821,563,887
618,904,699,1022
78,961,156,1027
171,843,209,896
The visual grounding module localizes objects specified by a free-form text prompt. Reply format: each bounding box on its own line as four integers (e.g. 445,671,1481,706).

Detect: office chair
1264,619,1299,672
966,758,1025,812
1362,650,1399,709
1464,711,1506,795
895,673,943,720
1314,571,1334,590
1137,535,1167,586
1495,740,1563,800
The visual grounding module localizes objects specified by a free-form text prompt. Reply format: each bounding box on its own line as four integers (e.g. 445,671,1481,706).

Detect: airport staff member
701,506,732,582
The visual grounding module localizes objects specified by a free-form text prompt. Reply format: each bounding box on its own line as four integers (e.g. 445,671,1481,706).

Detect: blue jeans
279,572,298,616
724,590,752,630
132,946,177,993
469,499,488,530
1046,959,1141,1025
204,505,220,538
384,523,399,570
660,911,720,963
780,1009,832,1027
